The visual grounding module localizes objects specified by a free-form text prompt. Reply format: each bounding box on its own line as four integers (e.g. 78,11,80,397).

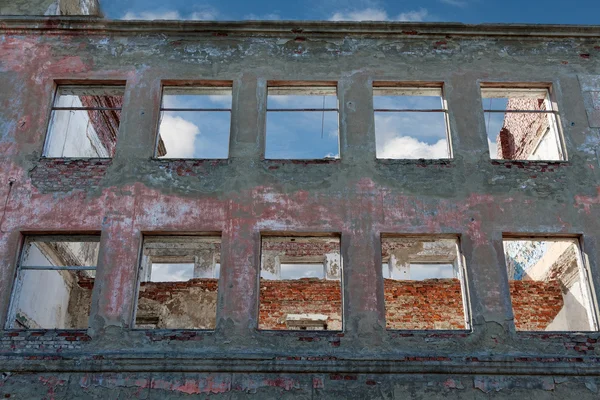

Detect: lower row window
6,236,98,329
5,235,598,333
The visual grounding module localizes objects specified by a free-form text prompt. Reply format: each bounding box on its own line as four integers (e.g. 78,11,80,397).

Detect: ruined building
1,0,600,398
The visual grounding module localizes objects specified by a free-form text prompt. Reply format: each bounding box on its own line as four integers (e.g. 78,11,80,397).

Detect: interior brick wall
509,279,564,331
70,277,565,331
384,278,466,330
498,98,549,159
259,278,343,330
138,279,219,303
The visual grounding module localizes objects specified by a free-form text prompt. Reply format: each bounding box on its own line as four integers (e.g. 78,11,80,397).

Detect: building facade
1,6,600,399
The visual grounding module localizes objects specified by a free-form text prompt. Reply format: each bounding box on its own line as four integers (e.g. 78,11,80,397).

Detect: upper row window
157,85,232,159
42,83,566,162
44,86,124,158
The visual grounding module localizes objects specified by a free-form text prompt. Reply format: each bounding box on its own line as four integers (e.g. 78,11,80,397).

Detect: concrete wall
1,18,600,398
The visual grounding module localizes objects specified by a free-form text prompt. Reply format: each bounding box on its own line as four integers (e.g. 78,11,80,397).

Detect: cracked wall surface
1,17,600,399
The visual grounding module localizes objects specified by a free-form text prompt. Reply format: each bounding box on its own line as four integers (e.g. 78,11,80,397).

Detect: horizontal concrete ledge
2,354,600,375
1,17,600,38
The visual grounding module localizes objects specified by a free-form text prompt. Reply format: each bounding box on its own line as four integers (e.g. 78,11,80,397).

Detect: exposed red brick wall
138,279,218,303
29,159,111,192
384,278,465,330
259,278,343,330
73,277,564,331
509,279,563,331
498,98,549,159
80,95,122,157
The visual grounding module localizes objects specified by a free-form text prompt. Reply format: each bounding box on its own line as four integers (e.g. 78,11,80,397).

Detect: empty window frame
135,235,221,329
374,84,452,159
6,236,99,329
482,86,564,161
259,235,342,330
44,85,124,158
381,236,470,330
266,83,340,160
156,84,232,159
503,237,598,332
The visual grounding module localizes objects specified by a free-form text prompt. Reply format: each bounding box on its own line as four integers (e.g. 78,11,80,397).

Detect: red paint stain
38,376,67,400
312,377,324,389
575,187,600,213
264,377,297,390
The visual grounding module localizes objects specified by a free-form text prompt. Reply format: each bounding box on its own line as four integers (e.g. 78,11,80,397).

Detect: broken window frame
265,82,341,160
258,233,344,332
481,86,566,161
380,234,472,331
154,83,233,159
5,234,100,330
42,84,125,159
132,234,222,330
502,235,599,332
373,83,453,159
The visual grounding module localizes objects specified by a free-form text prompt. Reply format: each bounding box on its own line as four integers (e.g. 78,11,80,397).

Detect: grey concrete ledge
1,17,600,38
2,353,600,375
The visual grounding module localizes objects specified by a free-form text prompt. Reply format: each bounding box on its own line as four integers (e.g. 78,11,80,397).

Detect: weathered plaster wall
1,18,600,398
0,0,101,16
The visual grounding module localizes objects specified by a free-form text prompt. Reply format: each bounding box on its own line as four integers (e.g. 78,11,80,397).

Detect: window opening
381,236,470,330
135,236,220,329
503,237,598,331
44,85,124,158
6,236,99,329
266,85,340,159
156,85,232,159
259,236,342,330
482,87,564,160
374,85,451,159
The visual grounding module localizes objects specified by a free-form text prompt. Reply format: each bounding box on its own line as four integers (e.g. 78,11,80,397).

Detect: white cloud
375,113,449,159
151,263,194,282
244,13,281,20
330,8,387,21
329,7,428,22
439,0,467,7
122,11,181,20
379,136,449,159
397,9,429,22
488,138,498,158
158,115,200,158
190,9,219,20
122,8,218,21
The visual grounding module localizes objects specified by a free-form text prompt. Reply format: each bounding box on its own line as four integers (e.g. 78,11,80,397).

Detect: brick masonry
29,159,111,192
498,98,549,159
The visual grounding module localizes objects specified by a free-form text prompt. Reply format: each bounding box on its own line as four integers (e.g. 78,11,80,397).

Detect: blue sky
102,0,600,24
